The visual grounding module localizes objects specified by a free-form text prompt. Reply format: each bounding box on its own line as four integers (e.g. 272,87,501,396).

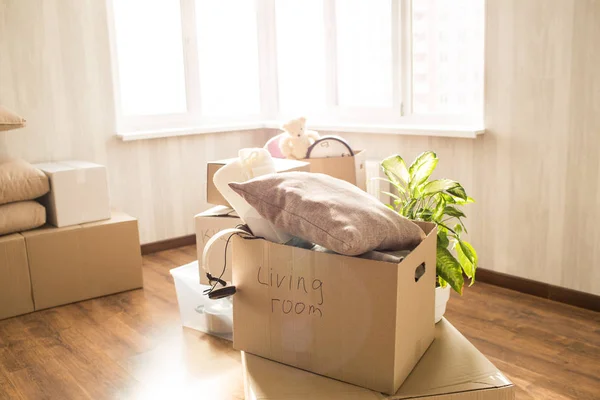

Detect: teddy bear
278,117,320,160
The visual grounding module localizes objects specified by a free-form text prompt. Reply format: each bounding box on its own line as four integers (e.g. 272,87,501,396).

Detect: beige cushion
229,172,426,256
0,158,50,205
0,201,46,236
0,106,26,131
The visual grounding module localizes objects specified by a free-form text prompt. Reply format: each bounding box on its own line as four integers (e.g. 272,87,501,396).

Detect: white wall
0,0,269,244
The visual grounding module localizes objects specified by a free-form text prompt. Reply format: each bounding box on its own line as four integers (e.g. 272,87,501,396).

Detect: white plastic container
170,261,233,340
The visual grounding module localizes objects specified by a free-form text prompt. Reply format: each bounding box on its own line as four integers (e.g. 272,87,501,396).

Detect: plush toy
278,117,320,160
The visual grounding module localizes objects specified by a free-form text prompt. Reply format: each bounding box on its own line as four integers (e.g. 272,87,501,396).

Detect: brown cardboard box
0,234,34,320
232,221,437,395
207,158,310,207
305,150,367,191
241,318,515,400
195,205,242,285
22,212,143,310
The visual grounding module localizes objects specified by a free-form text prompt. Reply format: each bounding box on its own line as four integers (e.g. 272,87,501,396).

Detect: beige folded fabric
0,106,26,131
230,172,426,256
0,157,50,205
0,201,46,236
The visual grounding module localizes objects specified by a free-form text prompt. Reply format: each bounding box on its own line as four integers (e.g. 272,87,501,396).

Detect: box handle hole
415,263,426,282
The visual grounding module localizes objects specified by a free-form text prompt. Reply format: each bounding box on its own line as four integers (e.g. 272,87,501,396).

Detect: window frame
106,0,484,138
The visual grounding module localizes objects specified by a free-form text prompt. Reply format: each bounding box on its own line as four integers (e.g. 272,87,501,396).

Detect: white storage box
34,161,110,227
170,261,233,341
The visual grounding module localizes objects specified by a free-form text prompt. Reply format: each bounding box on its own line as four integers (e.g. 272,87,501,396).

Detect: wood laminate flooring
0,246,598,399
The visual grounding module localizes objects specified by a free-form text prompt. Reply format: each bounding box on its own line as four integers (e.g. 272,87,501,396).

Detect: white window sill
116,122,266,142
117,121,484,142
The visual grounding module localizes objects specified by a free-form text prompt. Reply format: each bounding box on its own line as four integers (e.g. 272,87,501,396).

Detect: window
107,0,484,136
411,0,484,118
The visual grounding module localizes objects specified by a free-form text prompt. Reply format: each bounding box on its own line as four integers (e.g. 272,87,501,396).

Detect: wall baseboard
141,234,196,255
139,237,599,312
476,268,599,313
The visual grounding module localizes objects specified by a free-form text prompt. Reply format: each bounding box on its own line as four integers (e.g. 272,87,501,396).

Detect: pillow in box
0,157,50,205
0,201,46,236
229,172,425,256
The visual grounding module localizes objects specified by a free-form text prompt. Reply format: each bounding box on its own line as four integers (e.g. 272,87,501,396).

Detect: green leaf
458,218,469,234
438,276,448,288
437,221,457,235
385,203,395,211
408,152,438,195
459,239,478,265
444,205,466,218
454,223,463,236
456,240,478,285
400,198,417,218
433,195,446,221
381,155,409,189
436,246,465,295
415,209,433,221
380,191,402,201
421,179,460,198
447,185,468,200
371,177,406,193
437,230,449,249
408,151,436,177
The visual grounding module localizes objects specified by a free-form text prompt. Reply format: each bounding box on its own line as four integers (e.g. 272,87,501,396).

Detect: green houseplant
379,151,478,295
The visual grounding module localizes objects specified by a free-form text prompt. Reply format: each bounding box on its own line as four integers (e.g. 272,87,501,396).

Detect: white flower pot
435,285,451,323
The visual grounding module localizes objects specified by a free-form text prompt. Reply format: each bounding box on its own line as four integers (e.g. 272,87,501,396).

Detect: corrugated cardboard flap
391,319,512,399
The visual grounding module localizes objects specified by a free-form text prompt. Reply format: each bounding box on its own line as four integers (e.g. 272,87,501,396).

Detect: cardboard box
22,212,143,310
0,234,34,320
35,161,111,227
207,158,310,207
195,205,242,285
306,150,367,191
241,318,515,400
232,221,437,395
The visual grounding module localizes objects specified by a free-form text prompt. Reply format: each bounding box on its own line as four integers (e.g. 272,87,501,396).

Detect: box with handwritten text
231,221,437,395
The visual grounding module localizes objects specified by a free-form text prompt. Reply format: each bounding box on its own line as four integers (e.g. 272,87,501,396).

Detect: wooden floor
0,246,598,400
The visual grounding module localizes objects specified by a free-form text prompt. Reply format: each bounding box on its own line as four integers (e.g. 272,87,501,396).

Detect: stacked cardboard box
0,212,143,320
0,234,34,320
241,319,515,399
0,161,143,321
231,221,437,394
23,212,143,310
